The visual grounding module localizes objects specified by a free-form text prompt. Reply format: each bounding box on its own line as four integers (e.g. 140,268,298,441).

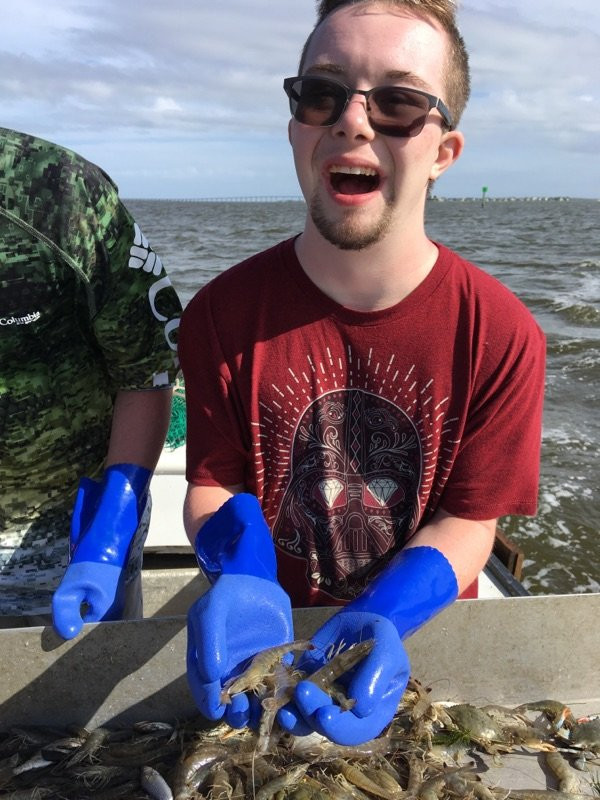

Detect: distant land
125,195,598,203
429,195,593,202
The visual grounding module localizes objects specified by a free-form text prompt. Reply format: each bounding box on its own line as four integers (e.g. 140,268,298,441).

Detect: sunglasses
283,75,453,138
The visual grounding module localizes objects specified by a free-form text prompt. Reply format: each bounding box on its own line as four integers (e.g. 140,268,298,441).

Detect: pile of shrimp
1,638,599,800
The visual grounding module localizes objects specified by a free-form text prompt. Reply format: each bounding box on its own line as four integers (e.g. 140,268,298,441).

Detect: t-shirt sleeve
74,169,182,391
178,284,250,487
439,308,546,520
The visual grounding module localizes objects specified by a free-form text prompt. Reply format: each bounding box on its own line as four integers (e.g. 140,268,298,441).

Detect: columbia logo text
0,311,41,326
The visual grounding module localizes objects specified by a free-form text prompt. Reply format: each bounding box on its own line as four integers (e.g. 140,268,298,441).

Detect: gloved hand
52,463,151,640
187,493,293,729
277,546,459,745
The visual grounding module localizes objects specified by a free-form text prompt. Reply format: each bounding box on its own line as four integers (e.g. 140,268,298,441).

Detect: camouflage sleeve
74,167,182,391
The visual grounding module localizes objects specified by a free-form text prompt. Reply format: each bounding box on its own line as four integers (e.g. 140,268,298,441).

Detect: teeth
330,165,377,177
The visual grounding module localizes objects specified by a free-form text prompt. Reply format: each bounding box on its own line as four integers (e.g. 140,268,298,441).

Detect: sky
1,1,599,200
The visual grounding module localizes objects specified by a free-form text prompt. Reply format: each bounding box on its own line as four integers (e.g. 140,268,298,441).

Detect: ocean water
126,197,600,597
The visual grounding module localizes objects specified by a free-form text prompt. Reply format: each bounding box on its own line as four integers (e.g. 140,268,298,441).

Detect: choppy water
126,197,600,596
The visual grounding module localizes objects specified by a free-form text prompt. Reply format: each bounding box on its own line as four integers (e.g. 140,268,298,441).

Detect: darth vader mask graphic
274,388,422,599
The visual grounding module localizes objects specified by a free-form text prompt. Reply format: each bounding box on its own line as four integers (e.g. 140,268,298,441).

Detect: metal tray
2,589,598,793
2,589,598,729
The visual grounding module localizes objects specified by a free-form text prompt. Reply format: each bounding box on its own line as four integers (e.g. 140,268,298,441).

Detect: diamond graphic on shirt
318,478,344,508
368,478,399,506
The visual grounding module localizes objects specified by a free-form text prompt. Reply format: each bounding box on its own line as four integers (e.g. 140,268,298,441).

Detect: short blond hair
299,0,470,127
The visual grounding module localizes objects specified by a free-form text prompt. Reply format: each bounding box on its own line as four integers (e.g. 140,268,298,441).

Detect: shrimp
419,771,450,800
171,743,229,800
335,772,381,799
405,752,427,799
305,639,375,710
360,765,404,798
418,763,477,800
330,757,402,800
205,762,234,800
256,661,302,755
287,782,333,800
220,640,313,704
489,791,593,800
290,732,394,762
405,677,436,723
67,764,136,791
445,772,496,800
65,726,111,766
254,763,309,800
546,750,584,793
307,640,375,688
306,772,358,799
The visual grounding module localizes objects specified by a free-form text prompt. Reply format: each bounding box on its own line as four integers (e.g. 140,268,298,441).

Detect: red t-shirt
179,238,546,607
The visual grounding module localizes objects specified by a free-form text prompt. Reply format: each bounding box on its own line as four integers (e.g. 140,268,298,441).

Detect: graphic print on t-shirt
275,387,421,598
260,346,459,602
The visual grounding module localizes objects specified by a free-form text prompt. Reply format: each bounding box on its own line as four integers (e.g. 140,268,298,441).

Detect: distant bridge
196,195,304,203
129,195,305,203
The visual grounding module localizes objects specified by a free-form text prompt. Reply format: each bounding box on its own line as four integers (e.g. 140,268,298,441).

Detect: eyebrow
304,63,435,92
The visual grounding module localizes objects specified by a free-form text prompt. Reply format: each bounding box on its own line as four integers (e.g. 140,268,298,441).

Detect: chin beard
309,194,394,251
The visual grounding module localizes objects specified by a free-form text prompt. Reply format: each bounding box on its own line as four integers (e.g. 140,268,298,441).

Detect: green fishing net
165,383,186,450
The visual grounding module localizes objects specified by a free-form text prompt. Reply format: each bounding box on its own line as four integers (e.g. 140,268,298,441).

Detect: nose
331,94,376,141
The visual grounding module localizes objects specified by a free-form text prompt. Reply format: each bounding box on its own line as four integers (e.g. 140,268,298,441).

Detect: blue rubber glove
277,546,458,745
52,463,151,640
187,494,293,729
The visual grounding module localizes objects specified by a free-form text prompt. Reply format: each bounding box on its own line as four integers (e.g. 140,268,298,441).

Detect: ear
430,129,464,181
288,119,293,145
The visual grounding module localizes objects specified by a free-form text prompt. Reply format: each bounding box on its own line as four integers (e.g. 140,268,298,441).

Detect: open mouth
329,165,380,196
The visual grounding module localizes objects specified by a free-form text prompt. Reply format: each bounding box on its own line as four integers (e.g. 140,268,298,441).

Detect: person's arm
403,509,497,593
183,482,244,547
50,159,181,639
105,387,173,470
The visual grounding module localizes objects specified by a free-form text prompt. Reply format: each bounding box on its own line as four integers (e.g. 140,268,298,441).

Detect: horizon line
124,194,598,203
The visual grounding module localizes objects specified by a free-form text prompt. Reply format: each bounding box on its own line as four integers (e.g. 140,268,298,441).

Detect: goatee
309,194,394,251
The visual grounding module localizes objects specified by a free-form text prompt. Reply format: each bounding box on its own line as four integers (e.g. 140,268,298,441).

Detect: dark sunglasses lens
285,79,436,138
370,87,430,137
288,77,346,126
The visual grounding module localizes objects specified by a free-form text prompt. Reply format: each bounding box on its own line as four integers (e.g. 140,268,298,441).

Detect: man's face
289,3,459,249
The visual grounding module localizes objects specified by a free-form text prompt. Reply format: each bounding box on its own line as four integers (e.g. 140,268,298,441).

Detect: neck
295,223,439,312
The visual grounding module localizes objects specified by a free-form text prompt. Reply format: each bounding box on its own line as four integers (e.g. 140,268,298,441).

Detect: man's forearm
105,387,173,470
404,510,497,594
183,483,245,547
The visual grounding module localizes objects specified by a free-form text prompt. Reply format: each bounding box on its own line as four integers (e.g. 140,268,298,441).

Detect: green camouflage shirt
0,127,182,613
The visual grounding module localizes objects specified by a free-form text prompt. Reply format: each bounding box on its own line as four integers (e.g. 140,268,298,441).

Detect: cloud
1,1,314,136
1,0,599,198
2,1,96,54
458,4,600,153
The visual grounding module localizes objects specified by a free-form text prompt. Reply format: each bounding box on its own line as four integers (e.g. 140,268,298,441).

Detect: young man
0,127,182,638
179,0,545,744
